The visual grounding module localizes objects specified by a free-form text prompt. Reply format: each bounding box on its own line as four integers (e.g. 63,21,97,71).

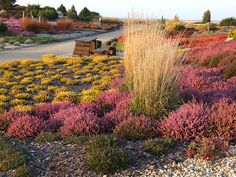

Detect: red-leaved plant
7,115,44,138
0,109,28,131
209,99,236,141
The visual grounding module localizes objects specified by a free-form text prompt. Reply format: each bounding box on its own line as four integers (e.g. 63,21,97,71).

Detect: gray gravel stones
3,140,236,177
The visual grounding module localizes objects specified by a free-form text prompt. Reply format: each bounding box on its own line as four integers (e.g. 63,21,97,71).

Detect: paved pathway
0,30,123,61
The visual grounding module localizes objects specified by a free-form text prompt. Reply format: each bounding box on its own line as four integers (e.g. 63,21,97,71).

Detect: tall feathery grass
124,16,180,118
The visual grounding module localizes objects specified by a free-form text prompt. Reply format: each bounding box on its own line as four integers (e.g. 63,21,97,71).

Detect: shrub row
20,18,74,33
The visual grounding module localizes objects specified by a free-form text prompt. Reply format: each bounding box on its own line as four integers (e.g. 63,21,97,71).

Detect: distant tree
203,10,211,23
57,4,67,16
79,7,91,18
0,0,16,9
67,5,77,19
39,6,58,21
26,4,40,18
220,17,236,26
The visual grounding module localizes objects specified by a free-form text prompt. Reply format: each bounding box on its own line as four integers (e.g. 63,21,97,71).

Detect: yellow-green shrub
11,99,27,106
14,105,33,112
92,55,108,63
0,88,7,94
0,95,10,102
41,78,53,85
80,88,100,103
20,77,34,85
15,93,31,100
228,30,236,39
48,86,57,92
33,91,50,103
53,91,79,103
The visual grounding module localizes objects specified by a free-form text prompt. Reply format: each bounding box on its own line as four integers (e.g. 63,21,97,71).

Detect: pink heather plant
109,77,125,90
7,115,44,138
113,115,156,140
209,99,236,141
0,109,28,131
33,102,74,120
60,109,101,137
0,18,34,35
184,40,236,66
97,91,131,109
178,66,236,103
159,102,211,141
101,92,132,130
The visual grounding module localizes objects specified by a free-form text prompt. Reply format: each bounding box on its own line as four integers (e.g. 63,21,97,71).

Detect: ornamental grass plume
124,15,180,118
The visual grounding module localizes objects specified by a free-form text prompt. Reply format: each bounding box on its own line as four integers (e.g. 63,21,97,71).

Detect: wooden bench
73,37,98,56
73,37,118,57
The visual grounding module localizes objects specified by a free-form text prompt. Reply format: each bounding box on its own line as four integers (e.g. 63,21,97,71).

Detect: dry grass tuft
124,15,180,118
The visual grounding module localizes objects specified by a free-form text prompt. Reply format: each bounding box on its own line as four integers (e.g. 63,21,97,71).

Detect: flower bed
0,32,235,175
179,35,227,48
0,55,123,113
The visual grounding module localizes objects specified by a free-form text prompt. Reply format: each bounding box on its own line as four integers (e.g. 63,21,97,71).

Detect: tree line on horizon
0,0,100,21
0,1,236,26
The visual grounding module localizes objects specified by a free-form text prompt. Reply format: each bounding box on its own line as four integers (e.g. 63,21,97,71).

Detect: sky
17,0,236,21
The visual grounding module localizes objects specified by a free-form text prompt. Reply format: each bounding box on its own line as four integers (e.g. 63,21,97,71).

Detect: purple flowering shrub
159,102,210,141
7,115,44,138
0,109,28,131
184,40,236,67
178,66,236,103
209,99,236,141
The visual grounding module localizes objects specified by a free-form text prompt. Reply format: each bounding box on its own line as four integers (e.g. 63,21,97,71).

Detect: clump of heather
0,109,28,131
109,77,124,89
102,92,131,131
33,102,74,120
53,107,101,137
209,99,236,141
113,115,156,140
160,102,211,141
7,115,44,138
178,66,236,103
184,40,236,66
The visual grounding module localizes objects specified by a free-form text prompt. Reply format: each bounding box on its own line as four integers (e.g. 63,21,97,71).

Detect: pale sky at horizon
17,0,235,21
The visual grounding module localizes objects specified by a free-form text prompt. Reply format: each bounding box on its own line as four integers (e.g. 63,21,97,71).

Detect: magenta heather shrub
178,66,236,103
109,77,125,90
33,102,74,120
97,91,131,109
184,40,236,66
60,109,101,137
7,115,44,138
77,102,108,118
113,115,155,140
0,109,28,131
102,92,131,131
160,102,211,141
209,99,236,141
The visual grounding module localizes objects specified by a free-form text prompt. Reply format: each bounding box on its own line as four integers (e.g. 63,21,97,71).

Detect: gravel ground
2,139,235,177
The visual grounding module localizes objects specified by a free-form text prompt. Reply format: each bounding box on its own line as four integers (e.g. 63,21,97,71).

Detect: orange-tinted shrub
56,19,74,31
39,21,53,33
20,18,40,33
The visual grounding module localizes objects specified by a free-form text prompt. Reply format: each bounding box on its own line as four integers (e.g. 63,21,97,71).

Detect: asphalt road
0,30,123,62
